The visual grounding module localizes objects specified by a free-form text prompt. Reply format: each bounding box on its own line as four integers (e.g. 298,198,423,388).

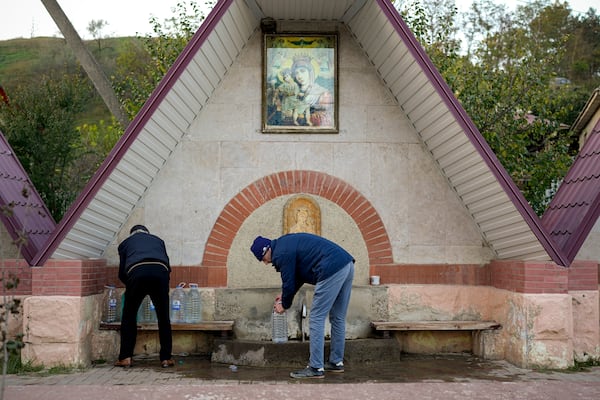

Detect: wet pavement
5,353,600,399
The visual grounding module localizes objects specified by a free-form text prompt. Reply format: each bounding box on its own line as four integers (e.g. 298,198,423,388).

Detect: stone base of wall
91,330,214,362
17,280,600,369
22,295,99,367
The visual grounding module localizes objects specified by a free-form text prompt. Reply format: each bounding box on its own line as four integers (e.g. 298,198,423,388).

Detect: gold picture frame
262,34,338,133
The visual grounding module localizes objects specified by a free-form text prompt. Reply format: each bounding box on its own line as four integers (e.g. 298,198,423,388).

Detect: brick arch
202,170,393,283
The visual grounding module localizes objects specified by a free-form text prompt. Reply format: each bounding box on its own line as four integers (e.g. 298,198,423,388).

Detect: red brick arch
201,170,393,285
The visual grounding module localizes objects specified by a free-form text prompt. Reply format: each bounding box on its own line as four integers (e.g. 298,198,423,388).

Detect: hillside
0,36,141,124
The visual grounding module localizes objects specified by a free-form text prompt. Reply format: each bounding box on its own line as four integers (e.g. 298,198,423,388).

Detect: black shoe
324,361,344,373
290,366,324,379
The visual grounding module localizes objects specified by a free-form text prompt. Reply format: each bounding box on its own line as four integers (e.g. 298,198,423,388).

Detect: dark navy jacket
118,231,170,284
270,233,354,309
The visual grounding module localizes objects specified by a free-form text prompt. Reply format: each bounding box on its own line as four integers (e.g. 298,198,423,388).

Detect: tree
113,1,214,118
561,8,600,86
87,19,109,52
396,0,590,214
0,72,96,220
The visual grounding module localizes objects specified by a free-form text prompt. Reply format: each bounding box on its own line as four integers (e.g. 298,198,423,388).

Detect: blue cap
251,236,271,261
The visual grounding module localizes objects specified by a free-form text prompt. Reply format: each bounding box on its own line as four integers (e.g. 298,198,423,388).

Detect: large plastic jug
104,285,118,323
139,295,157,323
170,282,186,323
186,283,202,323
272,310,288,343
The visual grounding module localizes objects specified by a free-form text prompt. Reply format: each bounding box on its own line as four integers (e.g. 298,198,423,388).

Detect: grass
567,358,600,372
1,353,44,374
1,352,88,376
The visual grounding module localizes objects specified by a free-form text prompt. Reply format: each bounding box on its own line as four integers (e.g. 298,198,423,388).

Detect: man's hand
274,294,284,313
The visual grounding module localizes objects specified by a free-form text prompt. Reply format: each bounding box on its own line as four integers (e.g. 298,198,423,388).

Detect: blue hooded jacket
270,233,354,309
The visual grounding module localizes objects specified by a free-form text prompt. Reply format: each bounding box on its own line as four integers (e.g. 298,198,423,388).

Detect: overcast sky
0,0,595,41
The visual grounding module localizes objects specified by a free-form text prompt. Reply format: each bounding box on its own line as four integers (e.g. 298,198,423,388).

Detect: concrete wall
577,217,600,262
101,23,493,274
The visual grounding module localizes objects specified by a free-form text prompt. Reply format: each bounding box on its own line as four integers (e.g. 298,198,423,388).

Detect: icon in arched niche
283,195,321,235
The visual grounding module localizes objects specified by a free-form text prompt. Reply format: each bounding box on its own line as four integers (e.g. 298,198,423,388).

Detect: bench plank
100,321,234,331
371,321,501,331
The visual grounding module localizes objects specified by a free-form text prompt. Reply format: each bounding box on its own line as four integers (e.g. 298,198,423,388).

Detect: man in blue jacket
114,225,174,368
251,233,355,379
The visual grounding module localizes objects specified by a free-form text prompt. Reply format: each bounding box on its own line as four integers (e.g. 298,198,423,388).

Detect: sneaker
290,366,324,379
325,361,344,373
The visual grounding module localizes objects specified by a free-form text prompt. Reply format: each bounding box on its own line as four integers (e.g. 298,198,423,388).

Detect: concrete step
211,338,401,367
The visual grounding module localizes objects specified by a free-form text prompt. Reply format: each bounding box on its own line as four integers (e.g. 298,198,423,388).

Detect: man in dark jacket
251,233,354,379
114,225,173,368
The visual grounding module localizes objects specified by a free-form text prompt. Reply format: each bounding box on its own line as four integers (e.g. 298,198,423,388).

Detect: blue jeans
309,261,354,369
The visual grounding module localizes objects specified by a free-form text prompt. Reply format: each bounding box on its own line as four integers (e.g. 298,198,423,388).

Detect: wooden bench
371,320,501,355
371,320,501,336
100,321,235,337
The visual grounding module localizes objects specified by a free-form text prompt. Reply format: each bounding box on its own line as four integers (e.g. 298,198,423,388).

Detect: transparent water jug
139,295,157,323
104,285,118,323
170,282,186,323
186,283,202,323
272,310,288,343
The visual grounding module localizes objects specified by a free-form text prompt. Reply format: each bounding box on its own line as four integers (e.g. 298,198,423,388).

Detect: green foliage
568,357,600,371
0,353,43,375
397,0,598,215
113,1,214,119
0,71,95,220
87,19,109,52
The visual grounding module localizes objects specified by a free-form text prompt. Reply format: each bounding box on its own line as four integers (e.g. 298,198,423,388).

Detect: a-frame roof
31,0,567,267
542,93,600,264
0,131,56,263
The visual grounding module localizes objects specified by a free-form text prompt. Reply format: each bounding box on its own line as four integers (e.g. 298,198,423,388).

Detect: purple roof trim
376,0,568,266
542,119,600,263
0,131,56,264
30,0,235,266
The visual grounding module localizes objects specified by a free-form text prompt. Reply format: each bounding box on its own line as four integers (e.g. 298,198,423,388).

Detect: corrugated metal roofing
30,0,567,266
0,131,56,263
542,117,600,263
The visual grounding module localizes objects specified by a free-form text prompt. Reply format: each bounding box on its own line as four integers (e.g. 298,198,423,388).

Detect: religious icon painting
262,34,338,133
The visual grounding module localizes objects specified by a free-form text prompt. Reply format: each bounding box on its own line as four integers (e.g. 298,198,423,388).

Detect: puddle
132,353,530,383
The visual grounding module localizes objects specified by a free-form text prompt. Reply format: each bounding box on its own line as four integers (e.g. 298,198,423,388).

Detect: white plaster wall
103,23,493,270
575,217,600,262
229,196,369,287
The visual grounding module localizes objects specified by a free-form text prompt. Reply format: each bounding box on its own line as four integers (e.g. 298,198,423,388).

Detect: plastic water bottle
139,295,157,323
170,282,186,323
186,283,202,323
272,310,288,343
104,285,118,323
